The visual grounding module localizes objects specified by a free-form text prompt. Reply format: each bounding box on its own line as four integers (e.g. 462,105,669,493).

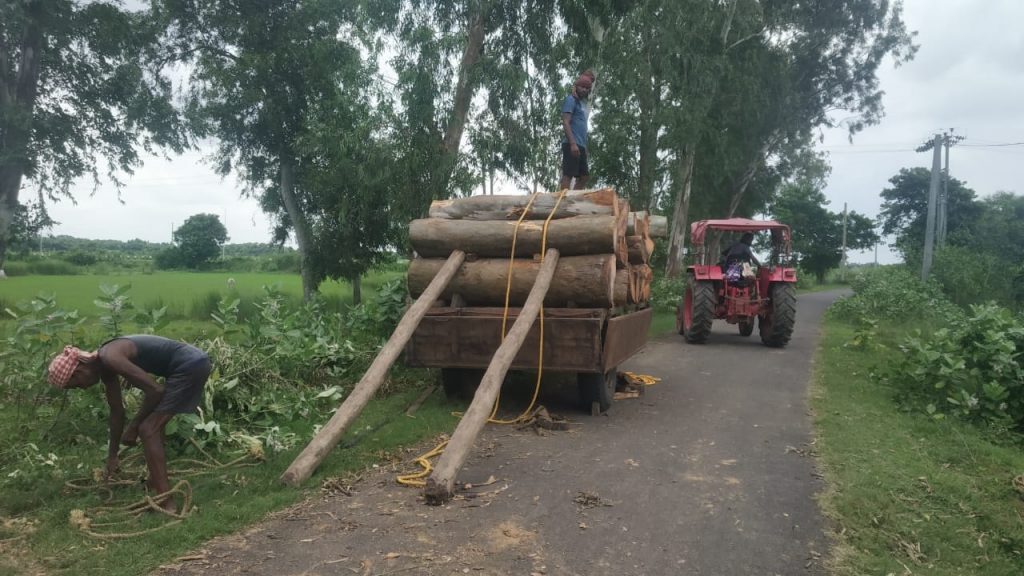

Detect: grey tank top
103,335,206,377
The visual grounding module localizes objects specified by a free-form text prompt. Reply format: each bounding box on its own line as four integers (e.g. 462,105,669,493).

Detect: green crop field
0,270,404,318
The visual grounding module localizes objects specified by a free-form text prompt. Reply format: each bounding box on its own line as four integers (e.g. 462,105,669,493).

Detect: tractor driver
722,232,761,268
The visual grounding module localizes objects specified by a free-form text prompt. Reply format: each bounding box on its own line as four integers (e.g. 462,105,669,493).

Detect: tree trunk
407,254,616,308
665,147,696,277
0,8,44,272
280,251,467,487
278,157,317,300
409,215,618,259
726,140,773,217
351,273,362,305
428,188,618,220
424,249,560,504
442,8,486,158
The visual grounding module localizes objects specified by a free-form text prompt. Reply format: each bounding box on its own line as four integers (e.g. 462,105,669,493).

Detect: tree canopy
171,213,228,269
0,0,188,271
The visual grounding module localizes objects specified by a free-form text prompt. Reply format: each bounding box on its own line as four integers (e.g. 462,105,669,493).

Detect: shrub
931,245,1018,310
2,257,80,276
890,304,1024,430
649,274,685,311
829,266,963,325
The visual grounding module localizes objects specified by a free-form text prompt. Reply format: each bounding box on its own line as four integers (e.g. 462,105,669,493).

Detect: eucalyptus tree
165,0,386,299
0,0,188,272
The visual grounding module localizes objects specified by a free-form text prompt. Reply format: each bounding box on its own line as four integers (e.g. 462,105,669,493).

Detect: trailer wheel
578,369,616,415
440,368,483,400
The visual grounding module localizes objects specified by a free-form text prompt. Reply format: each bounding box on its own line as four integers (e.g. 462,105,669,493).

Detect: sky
43,0,1023,264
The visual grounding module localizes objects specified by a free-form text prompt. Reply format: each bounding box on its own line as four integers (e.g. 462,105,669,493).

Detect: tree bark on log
626,211,649,237
409,215,618,258
648,215,668,238
407,254,615,308
424,249,561,504
613,269,631,306
279,251,467,487
428,188,618,220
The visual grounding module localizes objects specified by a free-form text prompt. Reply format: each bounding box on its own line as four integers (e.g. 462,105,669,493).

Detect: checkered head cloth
47,346,87,388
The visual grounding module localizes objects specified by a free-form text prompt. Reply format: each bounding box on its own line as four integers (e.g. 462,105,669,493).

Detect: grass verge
0,385,460,576
813,319,1024,575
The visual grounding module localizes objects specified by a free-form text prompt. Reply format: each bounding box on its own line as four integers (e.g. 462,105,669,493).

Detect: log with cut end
408,254,616,308
428,188,618,220
626,235,650,264
409,215,618,258
626,211,650,237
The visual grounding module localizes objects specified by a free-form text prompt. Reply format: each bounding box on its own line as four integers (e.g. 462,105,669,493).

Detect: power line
959,141,1024,147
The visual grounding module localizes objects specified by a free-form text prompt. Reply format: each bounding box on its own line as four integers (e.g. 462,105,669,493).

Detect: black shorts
561,143,589,178
155,355,212,414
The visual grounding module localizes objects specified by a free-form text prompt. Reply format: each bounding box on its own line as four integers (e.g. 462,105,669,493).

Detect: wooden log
428,188,617,220
649,215,668,238
626,211,650,236
409,215,617,258
613,269,630,306
407,254,615,308
626,235,650,265
279,251,466,487
424,249,561,504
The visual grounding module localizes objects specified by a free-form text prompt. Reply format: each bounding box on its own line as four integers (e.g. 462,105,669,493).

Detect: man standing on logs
559,70,595,191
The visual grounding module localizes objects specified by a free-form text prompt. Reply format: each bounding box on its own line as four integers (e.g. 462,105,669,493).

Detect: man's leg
560,142,578,190
574,147,589,190
139,412,176,512
575,175,588,190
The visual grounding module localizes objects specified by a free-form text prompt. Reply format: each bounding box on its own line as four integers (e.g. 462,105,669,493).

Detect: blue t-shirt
561,95,589,149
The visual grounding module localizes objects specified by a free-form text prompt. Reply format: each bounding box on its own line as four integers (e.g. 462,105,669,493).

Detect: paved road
160,291,841,576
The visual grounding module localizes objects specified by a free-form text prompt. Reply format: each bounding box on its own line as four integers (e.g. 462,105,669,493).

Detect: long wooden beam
279,250,466,487
423,249,561,504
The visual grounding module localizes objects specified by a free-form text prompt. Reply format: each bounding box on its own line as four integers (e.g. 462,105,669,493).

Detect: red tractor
676,218,797,347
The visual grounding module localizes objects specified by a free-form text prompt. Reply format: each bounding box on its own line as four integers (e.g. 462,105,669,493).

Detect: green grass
813,319,1024,575
0,385,460,576
0,270,404,320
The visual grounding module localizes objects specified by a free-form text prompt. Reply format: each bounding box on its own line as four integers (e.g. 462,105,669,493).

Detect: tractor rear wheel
738,318,755,336
759,283,796,347
682,277,716,344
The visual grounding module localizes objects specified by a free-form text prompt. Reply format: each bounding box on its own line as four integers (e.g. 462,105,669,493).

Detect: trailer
406,305,653,415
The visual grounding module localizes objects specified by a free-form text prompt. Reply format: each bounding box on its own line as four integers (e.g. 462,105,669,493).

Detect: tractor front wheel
738,318,755,336
682,277,716,344
759,283,796,347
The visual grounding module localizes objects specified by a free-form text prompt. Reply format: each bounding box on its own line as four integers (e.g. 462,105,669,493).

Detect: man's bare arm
102,375,125,461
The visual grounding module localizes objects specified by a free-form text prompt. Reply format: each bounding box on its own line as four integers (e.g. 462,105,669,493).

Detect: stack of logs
406,188,667,309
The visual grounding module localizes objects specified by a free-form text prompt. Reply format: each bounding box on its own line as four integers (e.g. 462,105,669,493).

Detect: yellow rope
397,189,569,487
489,189,567,424
620,371,661,386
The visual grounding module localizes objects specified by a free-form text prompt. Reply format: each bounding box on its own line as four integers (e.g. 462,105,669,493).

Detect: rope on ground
620,371,661,387
64,440,261,539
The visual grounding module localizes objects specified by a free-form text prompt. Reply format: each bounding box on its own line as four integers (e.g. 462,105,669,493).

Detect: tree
6,199,54,255
769,183,878,282
166,0,383,299
878,167,979,256
172,213,227,269
0,0,188,272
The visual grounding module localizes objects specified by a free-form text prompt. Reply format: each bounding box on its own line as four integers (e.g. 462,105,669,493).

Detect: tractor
675,218,797,347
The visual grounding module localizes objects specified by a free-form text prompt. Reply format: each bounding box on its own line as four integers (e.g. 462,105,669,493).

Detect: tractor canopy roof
690,218,791,247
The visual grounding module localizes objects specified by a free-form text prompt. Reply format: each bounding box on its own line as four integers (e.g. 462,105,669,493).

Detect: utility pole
938,129,964,246
841,202,848,281
917,134,942,281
